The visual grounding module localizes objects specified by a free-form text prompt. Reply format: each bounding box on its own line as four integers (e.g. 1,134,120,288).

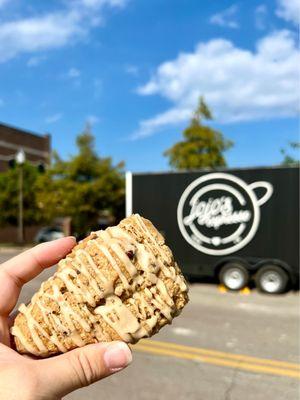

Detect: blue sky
0,0,299,172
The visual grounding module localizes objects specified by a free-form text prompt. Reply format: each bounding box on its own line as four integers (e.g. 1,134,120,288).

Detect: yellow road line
137,339,300,371
133,344,300,379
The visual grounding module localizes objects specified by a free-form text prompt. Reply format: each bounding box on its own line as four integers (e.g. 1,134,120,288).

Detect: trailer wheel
219,263,249,291
255,265,289,294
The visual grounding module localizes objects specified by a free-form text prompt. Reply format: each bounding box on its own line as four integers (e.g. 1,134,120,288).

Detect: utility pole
16,149,25,244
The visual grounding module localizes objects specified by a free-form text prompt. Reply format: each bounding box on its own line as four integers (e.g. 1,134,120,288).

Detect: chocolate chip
126,250,134,260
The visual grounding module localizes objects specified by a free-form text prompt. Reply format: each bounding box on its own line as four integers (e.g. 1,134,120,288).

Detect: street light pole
16,149,25,244
18,164,23,243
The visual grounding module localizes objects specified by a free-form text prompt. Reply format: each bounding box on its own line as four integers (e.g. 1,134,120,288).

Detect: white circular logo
177,173,273,256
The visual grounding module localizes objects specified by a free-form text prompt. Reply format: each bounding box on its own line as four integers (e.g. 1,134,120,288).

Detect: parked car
35,227,64,243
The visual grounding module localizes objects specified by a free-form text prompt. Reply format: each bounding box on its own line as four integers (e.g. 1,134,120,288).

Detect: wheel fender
214,257,251,278
254,259,296,286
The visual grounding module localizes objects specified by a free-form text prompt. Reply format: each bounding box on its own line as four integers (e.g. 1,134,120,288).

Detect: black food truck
126,166,299,294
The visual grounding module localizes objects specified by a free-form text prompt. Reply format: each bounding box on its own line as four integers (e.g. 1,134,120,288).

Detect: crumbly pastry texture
11,214,189,357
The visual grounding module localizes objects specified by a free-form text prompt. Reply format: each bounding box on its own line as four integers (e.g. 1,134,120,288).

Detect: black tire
219,262,250,291
255,265,289,294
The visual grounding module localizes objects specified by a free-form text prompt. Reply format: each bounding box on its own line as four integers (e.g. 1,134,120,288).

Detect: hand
0,237,132,400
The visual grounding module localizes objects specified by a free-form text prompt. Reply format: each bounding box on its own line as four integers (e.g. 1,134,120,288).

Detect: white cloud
209,5,239,29
134,30,300,139
255,5,268,30
0,1,128,63
86,114,100,125
45,113,63,124
276,0,300,25
27,55,47,67
0,11,84,63
77,0,127,8
67,67,81,78
125,64,139,76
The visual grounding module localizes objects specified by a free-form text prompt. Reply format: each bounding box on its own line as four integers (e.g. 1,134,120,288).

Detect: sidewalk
0,245,31,254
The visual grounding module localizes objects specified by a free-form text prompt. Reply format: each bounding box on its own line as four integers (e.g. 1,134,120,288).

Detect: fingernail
67,236,77,242
104,342,132,372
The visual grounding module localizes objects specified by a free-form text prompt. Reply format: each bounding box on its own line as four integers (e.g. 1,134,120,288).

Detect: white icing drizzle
12,214,188,355
11,325,40,356
95,295,145,342
35,302,67,353
93,240,130,289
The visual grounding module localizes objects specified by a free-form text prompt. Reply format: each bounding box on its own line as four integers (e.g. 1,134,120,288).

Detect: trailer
126,166,299,294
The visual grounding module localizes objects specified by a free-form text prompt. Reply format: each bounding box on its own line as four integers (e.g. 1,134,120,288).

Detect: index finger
0,237,76,316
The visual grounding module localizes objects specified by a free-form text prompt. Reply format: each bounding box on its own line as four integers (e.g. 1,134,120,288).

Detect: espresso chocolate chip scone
11,214,189,357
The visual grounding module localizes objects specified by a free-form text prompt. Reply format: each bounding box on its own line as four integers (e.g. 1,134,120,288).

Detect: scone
11,214,189,357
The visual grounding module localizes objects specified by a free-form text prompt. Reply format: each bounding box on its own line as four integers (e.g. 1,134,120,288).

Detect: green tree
164,97,233,170
36,126,125,236
0,163,46,227
280,142,300,165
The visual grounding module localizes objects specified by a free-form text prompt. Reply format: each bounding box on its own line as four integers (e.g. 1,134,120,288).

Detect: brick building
0,122,50,171
0,123,51,243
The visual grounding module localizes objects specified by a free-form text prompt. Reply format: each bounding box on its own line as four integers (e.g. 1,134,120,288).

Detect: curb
0,247,31,254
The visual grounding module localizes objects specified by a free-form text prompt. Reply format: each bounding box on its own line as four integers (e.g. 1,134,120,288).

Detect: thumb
36,341,132,398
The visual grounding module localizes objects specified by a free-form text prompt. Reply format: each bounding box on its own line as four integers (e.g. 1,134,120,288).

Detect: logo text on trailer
177,173,273,256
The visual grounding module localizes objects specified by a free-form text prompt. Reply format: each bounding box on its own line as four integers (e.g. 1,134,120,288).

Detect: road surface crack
224,363,240,400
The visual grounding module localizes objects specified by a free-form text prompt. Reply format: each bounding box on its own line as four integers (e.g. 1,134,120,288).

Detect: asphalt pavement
0,250,299,400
